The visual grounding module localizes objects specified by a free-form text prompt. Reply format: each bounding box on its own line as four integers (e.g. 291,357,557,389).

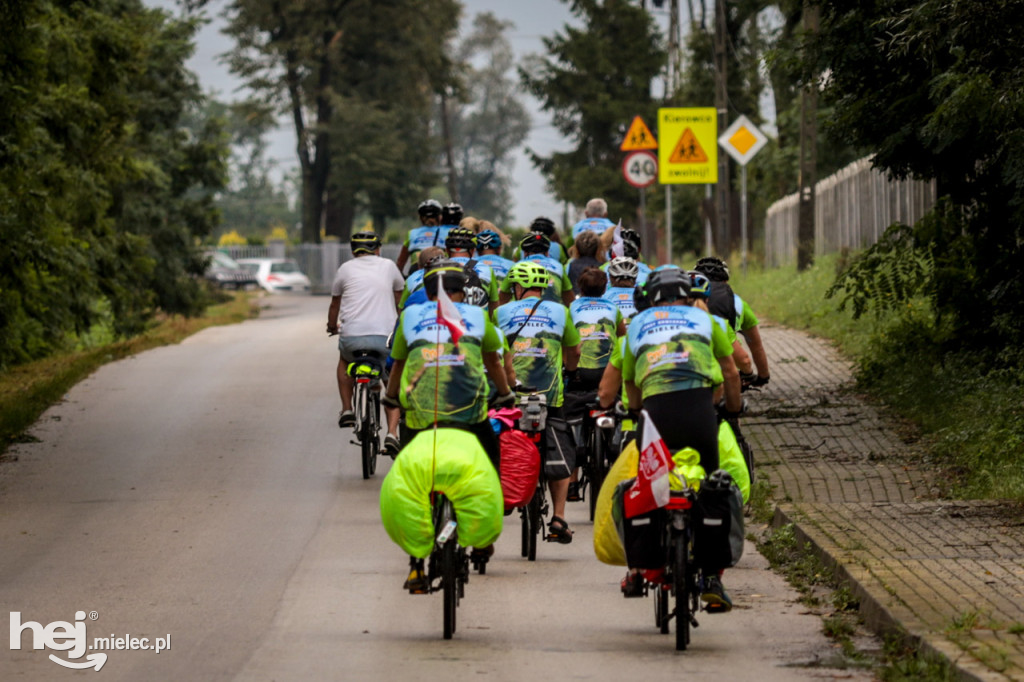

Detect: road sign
623,151,657,188
719,114,768,166
658,107,717,184
620,116,658,151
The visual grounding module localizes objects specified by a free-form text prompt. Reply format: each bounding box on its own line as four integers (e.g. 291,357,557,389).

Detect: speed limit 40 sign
623,151,657,188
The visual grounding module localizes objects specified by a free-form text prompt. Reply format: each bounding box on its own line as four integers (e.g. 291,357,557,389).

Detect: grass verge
0,292,258,455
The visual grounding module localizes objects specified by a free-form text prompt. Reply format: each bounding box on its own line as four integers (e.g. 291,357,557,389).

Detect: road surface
0,296,874,680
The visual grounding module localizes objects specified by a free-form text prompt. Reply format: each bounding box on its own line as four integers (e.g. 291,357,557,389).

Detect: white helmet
607,256,639,280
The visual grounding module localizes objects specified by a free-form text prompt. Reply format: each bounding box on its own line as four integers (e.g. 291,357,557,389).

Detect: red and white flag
623,411,674,518
436,271,467,345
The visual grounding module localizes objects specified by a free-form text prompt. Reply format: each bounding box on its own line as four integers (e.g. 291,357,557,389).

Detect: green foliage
0,0,227,369
520,0,666,212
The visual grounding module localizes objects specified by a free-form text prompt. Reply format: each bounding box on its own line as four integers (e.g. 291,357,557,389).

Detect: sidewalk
749,325,1024,681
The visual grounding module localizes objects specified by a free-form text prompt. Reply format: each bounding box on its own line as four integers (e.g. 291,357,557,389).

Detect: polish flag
623,411,674,518
436,271,467,345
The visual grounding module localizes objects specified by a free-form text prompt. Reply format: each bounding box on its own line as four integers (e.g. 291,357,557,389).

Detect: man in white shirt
327,231,405,454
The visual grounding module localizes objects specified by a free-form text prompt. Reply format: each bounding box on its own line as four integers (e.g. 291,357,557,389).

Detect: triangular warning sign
668,128,708,163
620,116,658,151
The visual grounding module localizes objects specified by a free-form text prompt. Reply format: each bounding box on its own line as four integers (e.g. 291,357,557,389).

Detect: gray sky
148,0,594,226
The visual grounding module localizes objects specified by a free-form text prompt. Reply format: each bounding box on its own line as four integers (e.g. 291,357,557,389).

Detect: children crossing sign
620,116,658,151
657,107,717,184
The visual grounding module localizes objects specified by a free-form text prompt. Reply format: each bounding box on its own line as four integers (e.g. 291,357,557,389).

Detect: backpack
462,259,488,308
707,280,738,332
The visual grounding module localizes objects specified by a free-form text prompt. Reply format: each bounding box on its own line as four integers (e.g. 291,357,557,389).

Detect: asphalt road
0,296,875,681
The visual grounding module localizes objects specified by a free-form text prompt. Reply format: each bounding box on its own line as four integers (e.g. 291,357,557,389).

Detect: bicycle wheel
588,427,604,521
656,583,670,633
527,485,542,561
520,506,530,558
358,386,373,479
672,527,690,651
442,534,457,639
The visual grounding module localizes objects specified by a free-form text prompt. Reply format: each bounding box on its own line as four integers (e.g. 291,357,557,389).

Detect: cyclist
495,261,581,544
441,202,464,230
599,228,652,283
501,233,574,306
474,230,514,281
695,257,770,386
383,261,516,591
399,246,445,309
567,230,602,294
513,216,567,263
328,231,405,455
444,227,498,311
602,256,640,324
615,268,742,610
397,200,448,274
571,198,615,241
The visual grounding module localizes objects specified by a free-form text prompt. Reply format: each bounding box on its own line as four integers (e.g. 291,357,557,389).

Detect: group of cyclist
327,197,771,608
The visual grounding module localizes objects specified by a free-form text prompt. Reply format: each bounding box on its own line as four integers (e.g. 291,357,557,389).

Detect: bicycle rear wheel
359,387,378,479
527,485,542,561
672,528,690,651
442,535,457,639
588,427,604,521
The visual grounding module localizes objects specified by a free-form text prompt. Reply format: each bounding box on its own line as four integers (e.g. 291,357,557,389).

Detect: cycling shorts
641,388,718,473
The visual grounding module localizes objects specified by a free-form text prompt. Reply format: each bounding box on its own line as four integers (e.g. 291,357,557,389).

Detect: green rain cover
380,429,504,559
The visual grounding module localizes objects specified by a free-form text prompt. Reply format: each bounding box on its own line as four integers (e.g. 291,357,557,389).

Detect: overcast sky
146,0,622,225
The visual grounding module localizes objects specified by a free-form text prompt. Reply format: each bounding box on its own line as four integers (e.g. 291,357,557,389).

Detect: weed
948,609,981,634
747,478,776,524
1008,623,1024,635
880,634,955,682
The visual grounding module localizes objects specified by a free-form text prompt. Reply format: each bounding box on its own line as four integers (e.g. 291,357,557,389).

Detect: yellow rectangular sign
658,107,718,184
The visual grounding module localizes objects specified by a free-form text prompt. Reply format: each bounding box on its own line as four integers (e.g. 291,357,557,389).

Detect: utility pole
714,0,730,256
797,2,819,271
665,0,680,263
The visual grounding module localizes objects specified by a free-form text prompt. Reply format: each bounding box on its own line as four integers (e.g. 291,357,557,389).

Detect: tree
445,13,531,225
520,0,666,220
812,0,1024,354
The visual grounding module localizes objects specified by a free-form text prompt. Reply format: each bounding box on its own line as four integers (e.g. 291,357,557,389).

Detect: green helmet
506,261,550,290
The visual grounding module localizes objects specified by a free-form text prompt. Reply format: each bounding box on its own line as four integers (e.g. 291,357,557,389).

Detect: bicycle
576,403,620,521
651,485,702,651
514,391,549,562
425,492,469,639
347,350,386,479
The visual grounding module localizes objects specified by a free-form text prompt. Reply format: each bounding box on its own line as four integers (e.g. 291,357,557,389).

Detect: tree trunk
439,90,459,202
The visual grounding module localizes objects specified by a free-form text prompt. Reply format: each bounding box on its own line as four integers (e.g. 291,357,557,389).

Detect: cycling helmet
423,260,467,298
519,232,551,255
417,199,442,220
442,202,464,225
607,256,639,281
505,261,550,291
695,256,730,282
687,270,711,299
350,231,382,255
444,227,476,252
530,216,557,236
644,267,692,305
475,230,502,251
620,228,641,259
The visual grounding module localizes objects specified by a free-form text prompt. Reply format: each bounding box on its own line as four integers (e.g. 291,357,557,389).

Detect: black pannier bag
693,470,744,573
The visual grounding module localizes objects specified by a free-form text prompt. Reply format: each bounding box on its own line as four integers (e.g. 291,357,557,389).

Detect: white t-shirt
331,255,405,336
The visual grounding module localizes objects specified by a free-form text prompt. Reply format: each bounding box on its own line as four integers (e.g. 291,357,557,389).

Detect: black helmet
444,227,476,252
519,232,551,255
442,202,464,225
350,231,381,255
530,216,556,236
621,228,641,259
695,256,730,282
417,199,442,219
644,267,692,305
423,260,467,298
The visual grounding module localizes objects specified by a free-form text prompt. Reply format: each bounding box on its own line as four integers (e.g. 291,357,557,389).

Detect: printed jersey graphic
622,305,730,400
603,286,639,323
570,297,621,370
391,301,499,429
494,298,579,407
571,216,615,240
476,254,515,280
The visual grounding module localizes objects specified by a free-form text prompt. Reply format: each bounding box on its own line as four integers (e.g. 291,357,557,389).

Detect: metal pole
704,184,713,256
639,187,647,238
741,165,748,275
665,186,672,265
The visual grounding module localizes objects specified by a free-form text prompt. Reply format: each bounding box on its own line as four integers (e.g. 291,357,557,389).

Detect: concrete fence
764,157,937,267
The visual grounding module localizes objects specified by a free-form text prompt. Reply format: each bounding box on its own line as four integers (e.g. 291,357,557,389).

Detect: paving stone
751,324,1024,681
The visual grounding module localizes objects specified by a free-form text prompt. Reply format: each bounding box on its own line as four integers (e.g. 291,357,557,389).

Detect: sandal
547,515,574,544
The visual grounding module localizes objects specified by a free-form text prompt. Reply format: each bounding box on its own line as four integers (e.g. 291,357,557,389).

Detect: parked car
236,258,312,294
204,251,259,290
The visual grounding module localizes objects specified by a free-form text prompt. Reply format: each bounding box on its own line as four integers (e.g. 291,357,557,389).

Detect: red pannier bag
499,429,541,510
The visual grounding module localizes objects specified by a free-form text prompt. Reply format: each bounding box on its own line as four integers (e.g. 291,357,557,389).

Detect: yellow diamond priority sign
718,114,768,166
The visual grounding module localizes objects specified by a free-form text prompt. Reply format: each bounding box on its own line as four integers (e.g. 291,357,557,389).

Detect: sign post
620,118,659,260
718,114,768,273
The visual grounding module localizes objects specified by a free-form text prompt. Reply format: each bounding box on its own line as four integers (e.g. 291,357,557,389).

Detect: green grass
0,292,258,454
732,254,1024,501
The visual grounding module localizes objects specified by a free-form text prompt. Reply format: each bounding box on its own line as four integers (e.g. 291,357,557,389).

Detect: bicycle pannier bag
614,478,668,569
693,470,744,572
498,429,540,509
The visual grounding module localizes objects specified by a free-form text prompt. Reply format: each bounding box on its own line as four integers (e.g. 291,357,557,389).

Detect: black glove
751,374,770,387
493,391,517,409
381,394,401,409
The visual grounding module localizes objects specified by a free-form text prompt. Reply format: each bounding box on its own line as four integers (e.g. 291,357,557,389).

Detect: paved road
1,296,873,681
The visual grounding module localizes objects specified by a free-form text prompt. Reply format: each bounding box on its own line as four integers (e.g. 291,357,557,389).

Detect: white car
236,258,312,294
